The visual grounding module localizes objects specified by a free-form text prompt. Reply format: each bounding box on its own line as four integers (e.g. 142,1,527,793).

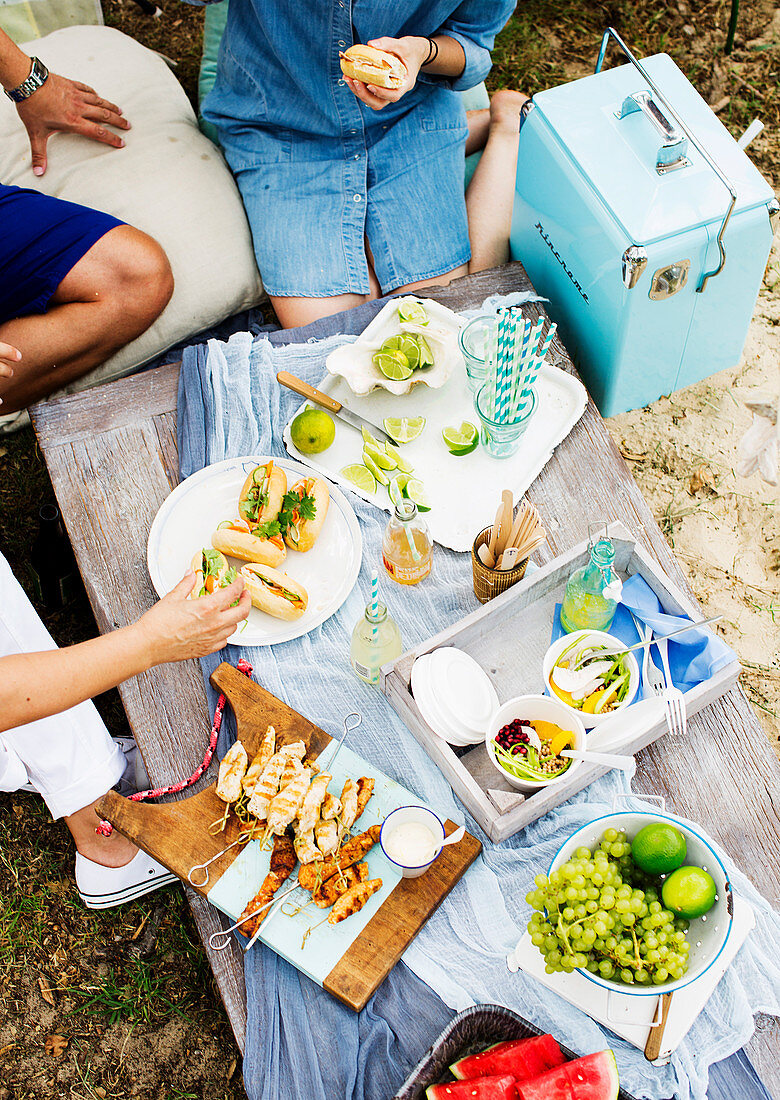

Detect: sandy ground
607,236,780,755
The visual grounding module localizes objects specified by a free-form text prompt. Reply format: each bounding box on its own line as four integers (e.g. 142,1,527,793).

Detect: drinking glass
475,385,537,459
458,315,495,395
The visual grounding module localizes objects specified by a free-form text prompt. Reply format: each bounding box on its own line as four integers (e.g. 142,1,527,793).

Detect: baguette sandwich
240,562,308,621
339,44,407,89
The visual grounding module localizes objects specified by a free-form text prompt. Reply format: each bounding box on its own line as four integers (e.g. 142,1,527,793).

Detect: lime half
404,478,431,511
340,464,377,495
383,416,426,444
442,422,478,456
374,351,412,381
362,452,390,486
384,442,414,473
364,443,397,471
397,298,429,325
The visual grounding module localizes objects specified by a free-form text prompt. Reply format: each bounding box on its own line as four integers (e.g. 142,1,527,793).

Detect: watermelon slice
427,1075,518,1100
516,1051,619,1100
451,1035,565,1081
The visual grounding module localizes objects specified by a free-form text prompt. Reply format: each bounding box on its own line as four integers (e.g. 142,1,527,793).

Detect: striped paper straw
510,316,544,420
371,570,379,638
519,321,558,407
510,316,531,416
495,309,512,422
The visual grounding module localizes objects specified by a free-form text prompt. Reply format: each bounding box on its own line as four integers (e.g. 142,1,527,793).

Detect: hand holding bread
340,39,426,111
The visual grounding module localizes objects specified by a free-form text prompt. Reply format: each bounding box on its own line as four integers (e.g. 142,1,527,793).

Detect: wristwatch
4,56,50,102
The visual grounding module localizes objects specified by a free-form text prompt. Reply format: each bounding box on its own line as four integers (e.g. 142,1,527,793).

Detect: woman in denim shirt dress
199,1,517,326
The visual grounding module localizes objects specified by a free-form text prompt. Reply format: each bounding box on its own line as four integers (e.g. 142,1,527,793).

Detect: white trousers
0,552,124,819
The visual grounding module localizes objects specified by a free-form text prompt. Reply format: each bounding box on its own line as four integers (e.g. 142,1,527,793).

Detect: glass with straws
475,308,557,459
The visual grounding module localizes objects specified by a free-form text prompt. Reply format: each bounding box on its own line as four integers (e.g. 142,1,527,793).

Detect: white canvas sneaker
76,849,177,909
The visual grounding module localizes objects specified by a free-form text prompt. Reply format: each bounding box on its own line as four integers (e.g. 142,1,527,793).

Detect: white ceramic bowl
380,805,445,878
485,695,586,793
543,630,640,729
548,811,734,998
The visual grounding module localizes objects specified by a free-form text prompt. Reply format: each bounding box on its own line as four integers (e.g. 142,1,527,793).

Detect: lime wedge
393,471,412,493
364,443,397,471
397,298,429,326
361,426,380,448
398,335,421,370
384,443,414,473
404,478,431,511
362,452,390,486
383,416,426,443
374,351,412,381
381,335,404,353
340,464,377,494
442,421,478,456
388,477,406,507
417,335,434,368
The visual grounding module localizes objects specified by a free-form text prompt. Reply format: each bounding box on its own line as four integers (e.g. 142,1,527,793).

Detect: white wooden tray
283,358,587,552
380,523,741,841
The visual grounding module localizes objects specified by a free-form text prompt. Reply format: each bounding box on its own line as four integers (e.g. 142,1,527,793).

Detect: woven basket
471,527,529,604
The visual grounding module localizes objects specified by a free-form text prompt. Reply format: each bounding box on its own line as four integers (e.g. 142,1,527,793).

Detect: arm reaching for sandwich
0,570,250,732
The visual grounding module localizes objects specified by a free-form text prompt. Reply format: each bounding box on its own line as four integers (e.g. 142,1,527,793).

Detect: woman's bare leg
65,798,138,867
466,107,491,155
466,90,529,272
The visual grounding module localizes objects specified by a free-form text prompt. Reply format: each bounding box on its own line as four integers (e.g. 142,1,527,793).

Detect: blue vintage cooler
510,29,779,416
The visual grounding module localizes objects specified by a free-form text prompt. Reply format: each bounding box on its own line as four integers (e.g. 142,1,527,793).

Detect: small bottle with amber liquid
382,501,433,586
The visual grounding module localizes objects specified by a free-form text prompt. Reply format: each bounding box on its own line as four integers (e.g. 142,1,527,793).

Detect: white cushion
0,25,263,394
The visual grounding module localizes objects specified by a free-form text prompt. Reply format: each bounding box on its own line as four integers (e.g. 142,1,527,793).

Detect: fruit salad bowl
543,630,640,729
546,811,734,999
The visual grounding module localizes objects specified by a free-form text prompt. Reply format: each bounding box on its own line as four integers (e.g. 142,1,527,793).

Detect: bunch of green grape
526,828,691,986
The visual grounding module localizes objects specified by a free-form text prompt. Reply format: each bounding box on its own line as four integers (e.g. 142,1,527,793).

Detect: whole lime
290,407,335,454
661,866,717,919
631,822,687,876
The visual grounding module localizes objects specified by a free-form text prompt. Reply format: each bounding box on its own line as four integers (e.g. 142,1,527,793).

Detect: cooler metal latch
622,246,648,289
616,91,691,174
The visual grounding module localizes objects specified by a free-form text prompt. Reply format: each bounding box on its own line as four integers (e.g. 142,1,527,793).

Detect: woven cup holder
471,527,529,604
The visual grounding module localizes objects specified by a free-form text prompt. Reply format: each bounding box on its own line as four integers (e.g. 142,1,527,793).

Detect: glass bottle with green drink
560,530,622,633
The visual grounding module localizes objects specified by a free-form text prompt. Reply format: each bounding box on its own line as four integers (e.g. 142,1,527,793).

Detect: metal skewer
321,711,361,772
188,829,258,887
209,880,302,951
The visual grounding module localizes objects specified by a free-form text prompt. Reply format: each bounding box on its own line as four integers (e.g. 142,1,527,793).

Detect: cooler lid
532,53,774,245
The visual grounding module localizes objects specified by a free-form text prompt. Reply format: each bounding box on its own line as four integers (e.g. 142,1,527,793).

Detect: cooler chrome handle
616,90,690,174
596,26,737,293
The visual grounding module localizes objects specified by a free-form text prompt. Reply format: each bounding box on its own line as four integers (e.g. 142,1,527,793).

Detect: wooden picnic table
31,262,780,1089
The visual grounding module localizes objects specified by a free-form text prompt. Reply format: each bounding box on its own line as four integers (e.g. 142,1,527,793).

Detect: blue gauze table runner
177,298,780,1100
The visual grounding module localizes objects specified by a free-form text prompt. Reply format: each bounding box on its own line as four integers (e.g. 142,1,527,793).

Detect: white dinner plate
411,654,474,747
147,456,362,647
427,647,499,739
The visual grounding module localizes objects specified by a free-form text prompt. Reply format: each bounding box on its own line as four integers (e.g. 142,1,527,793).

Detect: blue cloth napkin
551,574,738,698
176,300,780,1100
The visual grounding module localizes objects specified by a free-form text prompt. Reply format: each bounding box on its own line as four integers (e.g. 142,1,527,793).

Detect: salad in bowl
543,630,640,728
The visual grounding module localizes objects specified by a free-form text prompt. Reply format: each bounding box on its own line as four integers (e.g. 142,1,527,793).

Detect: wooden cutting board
97,662,482,1011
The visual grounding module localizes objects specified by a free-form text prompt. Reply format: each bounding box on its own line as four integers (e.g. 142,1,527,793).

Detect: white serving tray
507,896,756,1064
283,359,587,553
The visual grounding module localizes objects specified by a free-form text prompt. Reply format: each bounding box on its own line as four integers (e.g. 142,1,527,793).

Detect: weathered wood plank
31,362,181,446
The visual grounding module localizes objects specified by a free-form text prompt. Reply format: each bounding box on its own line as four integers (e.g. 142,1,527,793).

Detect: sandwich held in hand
339,44,407,89
189,548,238,598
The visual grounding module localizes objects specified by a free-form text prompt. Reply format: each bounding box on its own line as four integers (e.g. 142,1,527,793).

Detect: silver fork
656,637,687,738
629,612,672,738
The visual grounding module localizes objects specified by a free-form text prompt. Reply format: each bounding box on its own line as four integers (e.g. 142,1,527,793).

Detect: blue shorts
0,185,123,324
